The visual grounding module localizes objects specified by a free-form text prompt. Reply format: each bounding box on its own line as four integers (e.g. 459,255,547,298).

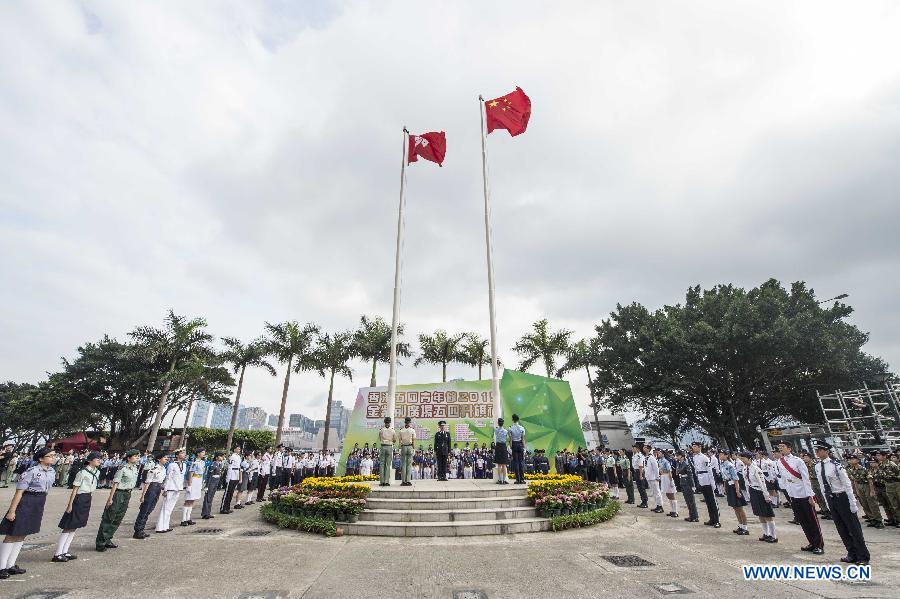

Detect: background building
209,403,232,429
267,414,278,427
581,414,634,450
237,406,268,430
190,401,212,428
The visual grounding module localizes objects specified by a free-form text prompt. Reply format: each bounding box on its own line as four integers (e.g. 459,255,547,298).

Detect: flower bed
548,499,619,531
507,473,582,481
267,476,372,527
260,503,337,537
528,478,615,524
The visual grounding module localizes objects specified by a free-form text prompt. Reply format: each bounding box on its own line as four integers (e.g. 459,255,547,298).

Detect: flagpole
386,127,408,431
478,96,502,424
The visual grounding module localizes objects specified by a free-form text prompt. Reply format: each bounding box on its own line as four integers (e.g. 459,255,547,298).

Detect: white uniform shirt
776,453,814,499
644,454,660,480
284,455,295,471
709,455,720,475
273,452,283,469
631,452,645,473
165,461,186,491
226,453,242,482
692,452,713,486
816,458,858,513
260,453,272,475
744,462,767,491
144,463,166,485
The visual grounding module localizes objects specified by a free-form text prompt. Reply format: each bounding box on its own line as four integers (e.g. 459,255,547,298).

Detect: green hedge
185,427,275,453
548,499,620,532
260,503,337,537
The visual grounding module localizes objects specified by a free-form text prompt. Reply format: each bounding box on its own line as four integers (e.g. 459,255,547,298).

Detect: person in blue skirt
53,451,102,562
0,447,56,579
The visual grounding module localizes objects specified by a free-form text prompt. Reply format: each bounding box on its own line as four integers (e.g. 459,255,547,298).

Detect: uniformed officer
691,442,720,528
801,450,831,519
632,444,648,508
617,449,634,503
775,441,823,554
257,447,272,502
133,451,167,539
846,454,882,528
202,451,225,519
675,451,698,522
220,446,242,513
378,417,397,486
181,448,206,526
434,421,451,481
0,446,57,578
155,448,186,533
399,417,416,486
874,450,900,526
95,448,140,552
509,414,527,484
813,442,869,564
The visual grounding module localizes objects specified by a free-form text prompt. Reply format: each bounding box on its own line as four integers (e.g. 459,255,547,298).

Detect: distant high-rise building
210,403,232,429
238,406,268,430
191,401,213,428
289,413,312,430
267,414,278,427
340,409,350,439
314,419,325,433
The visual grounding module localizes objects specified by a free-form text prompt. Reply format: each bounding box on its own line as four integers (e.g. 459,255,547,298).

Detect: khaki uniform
847,463,881,523
806,459,828,513
875,460,900,524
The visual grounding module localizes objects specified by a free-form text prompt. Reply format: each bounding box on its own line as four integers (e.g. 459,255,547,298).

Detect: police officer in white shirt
257,448,272,502
775,441,823,554
219,446,242,514
632,444,648,508
155,449,186,533
814,441,869,564
691,442,720,527
642,445,663,512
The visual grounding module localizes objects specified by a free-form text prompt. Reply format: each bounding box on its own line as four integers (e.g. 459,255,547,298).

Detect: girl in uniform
53,451,102,562
360,453,373,476
739,451,777,543
245,451,259,505
181,448,206,526
234,451,251,509
0,447,56,578
604,451,619,499
720,450,749,535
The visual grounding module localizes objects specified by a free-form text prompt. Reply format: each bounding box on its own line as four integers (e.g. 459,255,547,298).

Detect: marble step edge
340,518,550,536
358,507,538,522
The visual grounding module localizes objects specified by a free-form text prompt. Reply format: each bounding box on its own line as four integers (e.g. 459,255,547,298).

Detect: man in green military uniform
847,455,883,529
801,450,831,520
96,449,140,551
618,450,634,504
874,450,900,527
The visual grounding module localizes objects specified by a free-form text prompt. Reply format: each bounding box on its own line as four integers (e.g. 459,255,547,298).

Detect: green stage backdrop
339,369,586,473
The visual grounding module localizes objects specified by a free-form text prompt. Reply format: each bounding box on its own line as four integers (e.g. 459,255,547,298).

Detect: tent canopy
50,432,101,452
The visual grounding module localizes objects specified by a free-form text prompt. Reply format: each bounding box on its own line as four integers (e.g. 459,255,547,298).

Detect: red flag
484,86,531,136
408,131,446,166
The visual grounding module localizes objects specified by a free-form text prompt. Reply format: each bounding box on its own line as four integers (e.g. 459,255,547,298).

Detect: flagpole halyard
479,97,503,424
386,127,408,430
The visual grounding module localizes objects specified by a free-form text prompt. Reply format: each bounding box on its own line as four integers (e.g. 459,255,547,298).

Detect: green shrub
260,503,338,537
185,427,275,452
548,499,620,532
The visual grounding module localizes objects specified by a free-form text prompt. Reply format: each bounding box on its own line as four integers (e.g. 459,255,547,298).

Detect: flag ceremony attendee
739,451,778,543
776,441,824,554
220,446,241,513
643,445,663,513
95,449,139,552
155,449,186,534
53,451,102,562
632,444,648,508
0,447,56,578
202,452,225,519
691,442,721,528
133,452,167,538
721,450,749,535
181,448,206,526
815,442,870,564
675,452,699,522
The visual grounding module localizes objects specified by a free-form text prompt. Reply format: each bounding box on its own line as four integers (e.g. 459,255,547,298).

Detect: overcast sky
2,1,898,426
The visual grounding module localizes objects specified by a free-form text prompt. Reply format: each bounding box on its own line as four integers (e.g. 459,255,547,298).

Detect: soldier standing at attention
434,421,451,482
691,442,720,528
133,451,167,539
95,449,139,552
814,442,869,565
776,441,823,554
257,448,272,502
617,449,634,503
202,451,225,519
675,451,698,522
220,446,242,513
53,451,102,562
156,449,186,533
0,447,57,579
632,444,648,508
398,417,416,486
378,417,397,486
180,448,205,526
872,451,899,527
846,454,882,528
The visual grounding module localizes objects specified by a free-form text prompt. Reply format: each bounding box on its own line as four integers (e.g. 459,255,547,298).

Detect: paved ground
0,483,897,599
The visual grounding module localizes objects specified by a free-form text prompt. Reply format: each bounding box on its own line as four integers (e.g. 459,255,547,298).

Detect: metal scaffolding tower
817,383,900,451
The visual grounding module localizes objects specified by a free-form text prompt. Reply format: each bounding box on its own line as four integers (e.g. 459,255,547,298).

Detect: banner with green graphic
339,370,585,473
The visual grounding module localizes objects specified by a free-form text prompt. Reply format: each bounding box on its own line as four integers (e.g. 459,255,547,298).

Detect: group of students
623,440,878,566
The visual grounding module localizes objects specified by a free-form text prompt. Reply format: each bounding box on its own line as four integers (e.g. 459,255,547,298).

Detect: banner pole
478,97,502,424
386,127,408,430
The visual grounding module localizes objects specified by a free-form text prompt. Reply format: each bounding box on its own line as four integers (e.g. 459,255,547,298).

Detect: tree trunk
145,361,176,451
585,365,603,448
322,369,336,452
181,398,194,449
370,358,377,387
478,362,483,380
225,365,246,452
546,360,552,379
442,361,447,382
275,356,293,446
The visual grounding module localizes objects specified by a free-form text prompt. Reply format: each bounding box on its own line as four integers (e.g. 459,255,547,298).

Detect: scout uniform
776,447,823,553
54,453,101,561
378,419,397,486
95,450,139,551
691,445,720,526
256,451,271,502
134,455,166,538
156,458,185,532
202,454,225,519
675,454,698,521
220,450,242,513
815,443,869,563
181,456,205,525
0,448,55,578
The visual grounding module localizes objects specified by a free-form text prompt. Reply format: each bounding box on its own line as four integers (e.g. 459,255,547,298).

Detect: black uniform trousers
511,441,525,483
273,468,283,489
220,480,238,512
680,479,699,519
201,476,220,518
133,483,162,533
827,492,869,561
436,453,449,480
699,484,719,524
256,475,269,501
636,475,649,505
790,496,824,549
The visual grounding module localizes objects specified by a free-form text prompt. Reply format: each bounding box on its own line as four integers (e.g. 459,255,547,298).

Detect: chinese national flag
485,86,531,136
408,131,446,166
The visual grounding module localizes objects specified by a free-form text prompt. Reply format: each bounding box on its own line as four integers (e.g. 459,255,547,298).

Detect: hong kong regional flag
408,131,446,166
485,86,531,136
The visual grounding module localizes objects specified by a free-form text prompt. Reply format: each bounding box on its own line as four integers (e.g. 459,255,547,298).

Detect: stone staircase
341,480,550,536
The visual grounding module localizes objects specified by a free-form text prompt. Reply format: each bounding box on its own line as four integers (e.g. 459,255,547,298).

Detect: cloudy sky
2,1,898,426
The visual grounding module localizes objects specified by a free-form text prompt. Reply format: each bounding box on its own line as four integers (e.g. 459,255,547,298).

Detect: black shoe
738,529,749,535
156,529,171,534
96,545,107,552
766,537,778,543
133,533,146,539
220,510,231,514
0,569,8,579
759,535,771,542
811,548,824,555
64,553,77,560
733,528,743,534
703,521,714,526
788,520,799,525
637,503,648,508
684,517,695,521
51,555,69,563
624,500,634,504
840,556,855,563
201,515,211,519
801,545,814,552
233,504,243,509
713,523,721,528
104,542,117,549
180,521,190,527
6,565,25,575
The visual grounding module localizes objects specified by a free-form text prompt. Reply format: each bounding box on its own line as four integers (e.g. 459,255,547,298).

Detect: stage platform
341,479,550,536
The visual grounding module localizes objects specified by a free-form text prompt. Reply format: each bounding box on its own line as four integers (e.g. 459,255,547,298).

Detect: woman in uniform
604,450,619,499
0,447,56,578
234,451,251,509
739,451,777,543
53,451,102,562
181,448,206,526
493,418,510,484
720,450,749,535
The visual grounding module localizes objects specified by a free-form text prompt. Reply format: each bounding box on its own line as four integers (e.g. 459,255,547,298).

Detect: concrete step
359,506,538,522
366,496,531,510
368,486,527,500
341,518,550,536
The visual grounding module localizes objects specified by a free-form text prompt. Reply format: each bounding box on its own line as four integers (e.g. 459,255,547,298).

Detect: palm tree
513,318,573,378
265,321,320,446
130,310,214,451
312,331,355,451
557,339,602,446
221,337,277,451
414,330,466,382
460,334,500,380
352,315,411,387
